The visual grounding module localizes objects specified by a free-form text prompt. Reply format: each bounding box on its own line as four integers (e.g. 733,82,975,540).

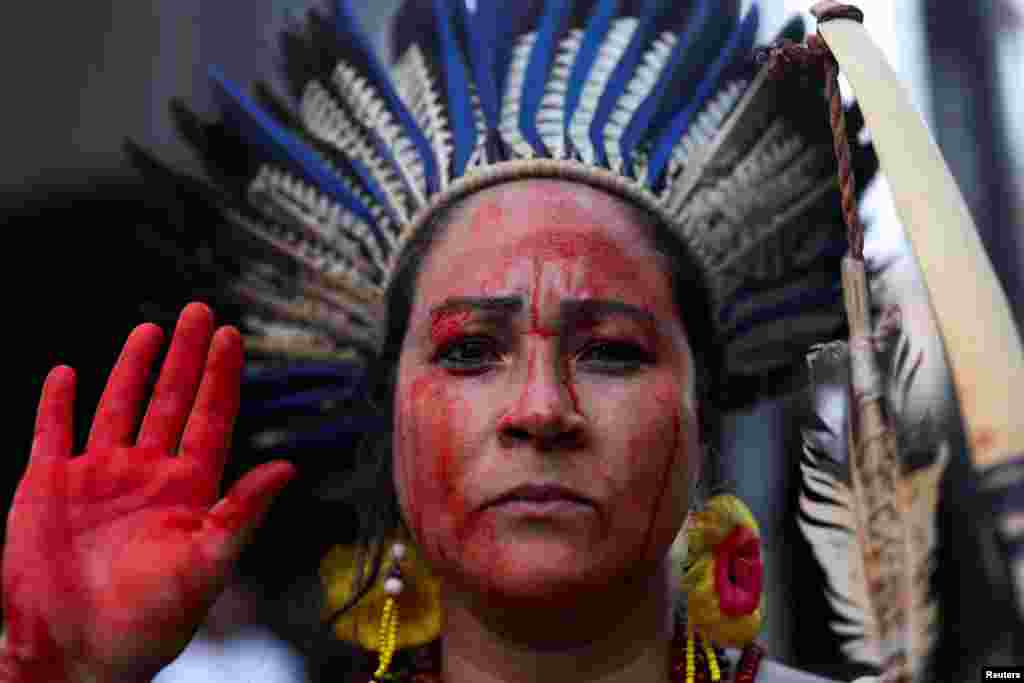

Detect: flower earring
679,494,766,683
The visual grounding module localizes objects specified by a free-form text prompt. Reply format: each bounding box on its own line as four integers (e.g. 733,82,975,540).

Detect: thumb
206,460,296,560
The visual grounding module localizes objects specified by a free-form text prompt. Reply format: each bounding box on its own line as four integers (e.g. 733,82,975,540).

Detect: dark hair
301,183,725,681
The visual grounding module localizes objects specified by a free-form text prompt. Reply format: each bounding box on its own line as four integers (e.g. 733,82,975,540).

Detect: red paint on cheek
560,353,581,415
404,372,473,564
639,408,682,559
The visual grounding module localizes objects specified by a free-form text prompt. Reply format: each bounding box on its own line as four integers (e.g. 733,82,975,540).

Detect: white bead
391,543,407,560
384,577,404,595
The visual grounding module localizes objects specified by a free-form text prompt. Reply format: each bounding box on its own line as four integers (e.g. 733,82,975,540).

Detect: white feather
301,81,412,226
333,62,427,209
536,29,584,159
798,414,883,667
658,79,747,200
392,44,452,192
248,165,391,280
568,17,640,164
499,32,541,159
465,80,490,170
604,31,677,174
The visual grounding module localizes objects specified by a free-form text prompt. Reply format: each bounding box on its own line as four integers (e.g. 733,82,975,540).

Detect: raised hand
1,303,295,683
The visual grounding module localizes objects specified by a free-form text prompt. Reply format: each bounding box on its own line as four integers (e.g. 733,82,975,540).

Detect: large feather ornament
799,261,948,683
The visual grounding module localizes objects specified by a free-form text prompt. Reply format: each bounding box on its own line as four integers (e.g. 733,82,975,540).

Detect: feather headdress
132,0,876,420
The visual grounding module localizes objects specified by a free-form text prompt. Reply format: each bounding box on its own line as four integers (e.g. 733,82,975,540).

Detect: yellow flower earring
679,494,765,683
321,535,443,679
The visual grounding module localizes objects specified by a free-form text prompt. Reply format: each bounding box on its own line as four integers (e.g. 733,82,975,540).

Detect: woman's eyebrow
427,297,655,327
429,296,524,317
560,299,656,327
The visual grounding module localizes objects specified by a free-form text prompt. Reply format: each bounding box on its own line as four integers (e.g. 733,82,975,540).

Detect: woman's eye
435,337,501,370
576,341,653,371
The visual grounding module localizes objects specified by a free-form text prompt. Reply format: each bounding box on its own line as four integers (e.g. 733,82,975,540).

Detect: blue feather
720,281,843,345
616,0,719,171
254,415,384,456
241,386,365,420
519,0,575,156
719,234,847,325
332,0,441,194
243,362,367,389
209,67,376,226
458,0,501,133
431,0,479,176
645,4,759,185
562,0,622,154
586,0,673,167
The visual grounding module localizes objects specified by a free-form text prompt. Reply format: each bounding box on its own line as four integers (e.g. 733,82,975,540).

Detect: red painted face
394,180,700,606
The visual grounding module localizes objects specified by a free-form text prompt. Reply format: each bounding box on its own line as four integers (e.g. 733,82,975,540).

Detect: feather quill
799,261,947,683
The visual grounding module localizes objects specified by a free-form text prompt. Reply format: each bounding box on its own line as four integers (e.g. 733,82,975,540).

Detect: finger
86,324,165,451
179,325,244,494
30,366,76,461
206,461,296,559
137,302,215,453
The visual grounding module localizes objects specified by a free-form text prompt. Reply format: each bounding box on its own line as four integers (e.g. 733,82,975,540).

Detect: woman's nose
498,345,585,449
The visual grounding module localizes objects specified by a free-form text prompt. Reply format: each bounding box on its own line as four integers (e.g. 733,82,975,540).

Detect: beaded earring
320,535,442,676
371,542,408,682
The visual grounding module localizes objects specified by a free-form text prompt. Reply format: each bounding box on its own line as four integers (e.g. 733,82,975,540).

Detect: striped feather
518,0,574,156
537,29,585,159
620,0,724,170
645,6,759,185
392,44,452,192
500,32,542,159
331,0,440,194
301,81,412,226
586,0,674,167
209,67,377,227
331,62,427,211
248,165,390,279
603,30,677,174
465,82,491,169
656,79,748,188
799,275,947,682
568,17,640,164
429,0,479,177
798,350,883,667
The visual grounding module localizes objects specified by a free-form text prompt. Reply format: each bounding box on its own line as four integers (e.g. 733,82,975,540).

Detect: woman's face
393,179,700,605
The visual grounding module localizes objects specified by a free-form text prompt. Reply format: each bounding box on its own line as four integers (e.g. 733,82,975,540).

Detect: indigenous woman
0,0,894,681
